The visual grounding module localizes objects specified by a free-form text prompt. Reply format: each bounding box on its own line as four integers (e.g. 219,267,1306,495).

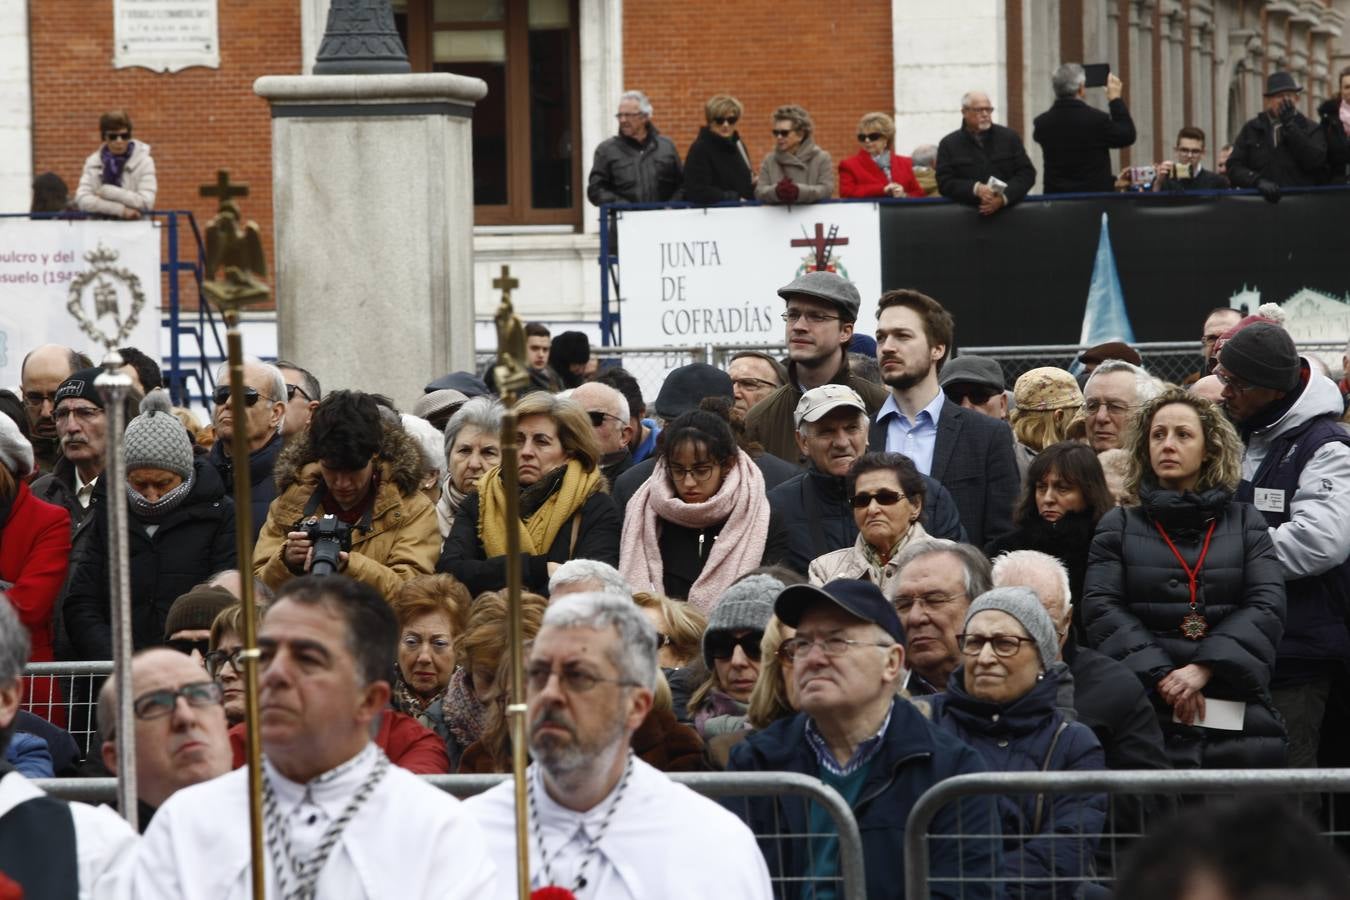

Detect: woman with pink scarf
619,409,789,614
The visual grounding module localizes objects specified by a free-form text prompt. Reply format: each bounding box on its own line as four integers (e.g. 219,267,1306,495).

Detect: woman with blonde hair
438,392,619,596
1084,387,1287,767
746,615,800,730
684,94,755,204
1009,366,1084,461
632,591,708,721
839,111,923,199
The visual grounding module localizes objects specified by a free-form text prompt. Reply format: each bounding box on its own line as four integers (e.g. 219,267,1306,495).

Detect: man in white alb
125,575,498,898
466,592,773,899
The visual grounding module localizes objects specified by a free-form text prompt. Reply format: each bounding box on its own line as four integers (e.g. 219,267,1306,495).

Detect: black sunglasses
213,385,272,407
706,632,763,662
588,410,623,427
850,489,907,509
857,132,885,142
286,383,312,402
943,385,999,406
167,636,212,657
713,115,739,126
772,128,793,138
104,131,131,141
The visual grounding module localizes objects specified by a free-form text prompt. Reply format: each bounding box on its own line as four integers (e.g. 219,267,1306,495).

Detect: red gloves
775,178,800,204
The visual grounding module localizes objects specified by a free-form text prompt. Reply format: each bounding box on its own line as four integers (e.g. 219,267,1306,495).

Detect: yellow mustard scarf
478,459,602,558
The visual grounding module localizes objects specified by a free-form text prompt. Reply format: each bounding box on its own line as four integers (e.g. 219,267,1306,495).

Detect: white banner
114,0,220,73
0,219,162,391
615,203,883,399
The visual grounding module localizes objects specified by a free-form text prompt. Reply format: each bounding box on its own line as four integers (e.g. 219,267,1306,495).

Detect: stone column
254,74,487,407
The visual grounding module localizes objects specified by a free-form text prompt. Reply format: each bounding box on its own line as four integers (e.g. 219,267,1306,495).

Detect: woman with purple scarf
75,109,158,219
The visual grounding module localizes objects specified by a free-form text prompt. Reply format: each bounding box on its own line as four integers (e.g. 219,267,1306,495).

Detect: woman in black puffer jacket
683,94,755,205
1083,388,1286,769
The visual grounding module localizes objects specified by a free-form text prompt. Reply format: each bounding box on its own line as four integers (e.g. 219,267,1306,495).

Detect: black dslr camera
293,514,353,577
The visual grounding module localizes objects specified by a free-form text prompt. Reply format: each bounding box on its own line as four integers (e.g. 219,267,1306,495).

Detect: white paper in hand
1173,697,1246,731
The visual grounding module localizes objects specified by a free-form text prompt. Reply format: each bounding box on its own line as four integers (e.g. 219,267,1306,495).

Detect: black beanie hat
54,367,106,410
1217,322,1300,393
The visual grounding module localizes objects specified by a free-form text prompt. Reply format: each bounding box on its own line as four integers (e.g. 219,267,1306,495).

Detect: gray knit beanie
124,390,193,479
964,586,1059,669
702,574,782,668
0,414,34,479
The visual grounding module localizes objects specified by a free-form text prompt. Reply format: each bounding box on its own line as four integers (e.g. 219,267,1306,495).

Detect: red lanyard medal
1155,520,1217,640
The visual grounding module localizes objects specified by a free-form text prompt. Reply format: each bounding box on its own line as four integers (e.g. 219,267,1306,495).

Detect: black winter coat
768,465,967,575
1317,98,1350,183
1033,97,1137,193
1226,112,1327,188
437,490,620,597
936,122,1037,206
683,127,754,204
1082,484,1287,768
985,509,1098,632
206,432,282,543
656,507,789,601
64,457,237,660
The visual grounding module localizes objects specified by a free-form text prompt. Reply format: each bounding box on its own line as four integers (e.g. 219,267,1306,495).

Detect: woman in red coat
839,111,924,199
0,416,72,725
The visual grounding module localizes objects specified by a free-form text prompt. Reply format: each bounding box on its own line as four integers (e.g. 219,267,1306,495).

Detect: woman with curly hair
1083,387,1287,767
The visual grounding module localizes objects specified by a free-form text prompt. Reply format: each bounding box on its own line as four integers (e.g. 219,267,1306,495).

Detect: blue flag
1078,212,1134,355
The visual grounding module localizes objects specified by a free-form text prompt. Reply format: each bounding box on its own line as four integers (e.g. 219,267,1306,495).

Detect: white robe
0,770,138,900
124,743,498,899
465,757,774,900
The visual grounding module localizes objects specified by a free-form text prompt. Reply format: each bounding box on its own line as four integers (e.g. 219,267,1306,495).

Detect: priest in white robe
124,575,499,898
465,592,773,900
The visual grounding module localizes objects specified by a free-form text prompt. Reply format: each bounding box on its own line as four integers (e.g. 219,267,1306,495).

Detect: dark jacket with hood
207,431,283,542
1227,109,1328,188
919,669,1107,897
986,508,1098,632
1083,482,1288,768
768,464,968,574
683,127,754,204
728,700,1001,899
64,456,237,660
587,124,683,205
744,357,889,466
1318,97,1350,182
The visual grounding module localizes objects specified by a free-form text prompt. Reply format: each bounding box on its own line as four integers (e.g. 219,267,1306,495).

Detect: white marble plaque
114,0,220,73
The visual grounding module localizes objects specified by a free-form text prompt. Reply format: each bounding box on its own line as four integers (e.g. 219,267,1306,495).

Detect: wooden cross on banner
199,169,250,211
493,264,519,302
790,223,849,272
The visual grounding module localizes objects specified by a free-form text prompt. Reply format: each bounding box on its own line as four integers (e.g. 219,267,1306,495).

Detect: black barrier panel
878,187,1350,347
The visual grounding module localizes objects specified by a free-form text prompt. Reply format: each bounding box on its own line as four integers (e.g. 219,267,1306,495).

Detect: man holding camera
1227,71,1327,202
1152,126,1229,192
253,390,440,597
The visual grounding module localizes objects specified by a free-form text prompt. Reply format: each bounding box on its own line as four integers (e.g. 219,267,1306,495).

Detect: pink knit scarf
619,449,770,614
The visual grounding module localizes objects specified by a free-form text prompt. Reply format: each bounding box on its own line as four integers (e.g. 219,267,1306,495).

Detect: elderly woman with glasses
206,601,265,726
386,574,471,768
756,104,833,205
1083,387,1287,768
839,112,924,199
920,587,1107,897
808,452,928,597
684,94,756,205
75,109,157,220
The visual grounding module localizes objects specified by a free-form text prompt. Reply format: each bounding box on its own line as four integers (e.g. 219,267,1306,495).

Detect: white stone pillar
0,0,32,211
254,73,486,407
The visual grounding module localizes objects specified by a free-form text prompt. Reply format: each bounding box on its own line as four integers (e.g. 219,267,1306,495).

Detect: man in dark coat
1153,126,1230,192
936,90,1037,214
587,90,682,205
728,579,999,899
206,360,285,542
1227,71,1328,200
1318,66,1350,184
1033,64,1136,193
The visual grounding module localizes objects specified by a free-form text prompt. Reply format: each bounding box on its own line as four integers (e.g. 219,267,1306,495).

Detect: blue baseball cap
774,579,905,645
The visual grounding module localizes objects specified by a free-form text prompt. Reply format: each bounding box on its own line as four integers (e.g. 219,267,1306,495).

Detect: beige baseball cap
794,383,867,429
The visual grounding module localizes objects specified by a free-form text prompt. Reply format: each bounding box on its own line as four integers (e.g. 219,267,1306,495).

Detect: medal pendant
1180,612,1208,640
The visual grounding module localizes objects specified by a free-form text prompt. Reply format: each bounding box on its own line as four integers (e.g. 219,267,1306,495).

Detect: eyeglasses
615,112,644,120
167,636,212,658
1213,369,1255,394
132,681,223,720
850,489,907,509
213,386,275,407
705,632,763,662
104,131,132,141
54,405,103,423
778,635,895,661
733,376,779,392
587,410,625,428
857,132,886,142
712,116,739,126
205,647,246,677
964,106,995,114
1174,146,1205,157
525,663,640,694
668,463,719,483
22,391,57,409
1083,399,1135,417
772,129,794,138
893,591,966,615
1200,333,1225,346
956,633,1038,658
286,383,312,402
782,309,840,325
943,385,999,406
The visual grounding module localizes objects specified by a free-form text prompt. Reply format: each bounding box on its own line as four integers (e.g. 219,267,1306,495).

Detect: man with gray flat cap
1228,71,1328,201
937,357,1007,421
744,271,889,465
728,578,998,898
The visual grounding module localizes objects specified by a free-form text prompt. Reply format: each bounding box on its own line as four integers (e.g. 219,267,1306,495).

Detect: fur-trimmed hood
272,422,427,498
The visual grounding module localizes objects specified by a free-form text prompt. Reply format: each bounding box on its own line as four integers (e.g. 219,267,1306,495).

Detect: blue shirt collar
878,389,945,426
804,700,895,776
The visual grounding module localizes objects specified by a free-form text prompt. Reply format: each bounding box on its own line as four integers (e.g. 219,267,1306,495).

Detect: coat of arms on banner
792,222,851,279
66,243,147,350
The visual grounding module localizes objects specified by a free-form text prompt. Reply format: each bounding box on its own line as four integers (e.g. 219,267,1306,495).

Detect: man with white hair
208,358,287,540
1034,62,1137,193
467,592,772,898
548,558,630,601
572,381,635,483
587,90,683,206
936,90,1037,214
1082,359,1162,451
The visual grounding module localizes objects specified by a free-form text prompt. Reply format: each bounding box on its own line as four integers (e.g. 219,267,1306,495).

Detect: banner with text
0,219,162,391
616,203,882,399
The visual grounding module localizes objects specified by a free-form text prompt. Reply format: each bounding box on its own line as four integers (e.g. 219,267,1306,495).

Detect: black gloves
1256,179,1282,204
1277,97,1298,126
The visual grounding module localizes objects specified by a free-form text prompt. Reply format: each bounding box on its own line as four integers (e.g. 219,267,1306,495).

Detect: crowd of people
3,255,1350,895
584,65,1350,215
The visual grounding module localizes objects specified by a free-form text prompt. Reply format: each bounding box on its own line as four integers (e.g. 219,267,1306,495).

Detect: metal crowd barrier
903,768,1350,898
36,771,867,900
22,661,114,757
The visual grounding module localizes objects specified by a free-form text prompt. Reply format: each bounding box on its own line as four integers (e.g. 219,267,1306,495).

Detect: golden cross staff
492,264,533,900
199,168,269,900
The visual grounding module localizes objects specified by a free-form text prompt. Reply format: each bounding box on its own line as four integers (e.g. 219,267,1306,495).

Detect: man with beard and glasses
869,290,1018,547
466,592,772,900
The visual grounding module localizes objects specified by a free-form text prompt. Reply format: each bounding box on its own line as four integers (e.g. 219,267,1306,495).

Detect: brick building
2,0,1347,349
